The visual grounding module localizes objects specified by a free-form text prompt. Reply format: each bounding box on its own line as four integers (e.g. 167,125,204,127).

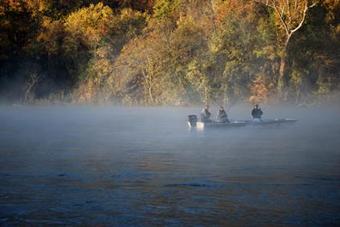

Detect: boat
188,115,297,129
195,121,247,129
187,115,247,129
245,118,297,126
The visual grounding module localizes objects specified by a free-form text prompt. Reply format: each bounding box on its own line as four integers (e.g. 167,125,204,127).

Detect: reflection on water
0,105,339,225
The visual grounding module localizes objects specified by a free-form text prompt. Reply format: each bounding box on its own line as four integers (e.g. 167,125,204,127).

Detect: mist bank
1,92,340,108
0,1,339,105
0,103,339,225
1,95,340,109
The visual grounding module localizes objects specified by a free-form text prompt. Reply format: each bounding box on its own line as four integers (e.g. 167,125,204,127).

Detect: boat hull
187,113,297,129
246,118,297,125
189,121,247,129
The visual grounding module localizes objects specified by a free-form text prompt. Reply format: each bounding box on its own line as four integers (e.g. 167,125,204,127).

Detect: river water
0,105,339,226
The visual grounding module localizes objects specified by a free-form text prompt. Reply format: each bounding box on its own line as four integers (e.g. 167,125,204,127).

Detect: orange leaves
249,74,273,104
215,0,258,25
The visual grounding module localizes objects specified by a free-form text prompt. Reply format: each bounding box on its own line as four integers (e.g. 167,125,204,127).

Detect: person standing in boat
217,106,230,123
251,104,263,120
200,105,212,122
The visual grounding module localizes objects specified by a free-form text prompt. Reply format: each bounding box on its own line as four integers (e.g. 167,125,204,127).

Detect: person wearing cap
200,105,212,122
217,106,230,123
251,104,263,119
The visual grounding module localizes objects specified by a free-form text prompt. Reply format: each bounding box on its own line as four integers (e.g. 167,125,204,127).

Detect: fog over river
0,105,339,225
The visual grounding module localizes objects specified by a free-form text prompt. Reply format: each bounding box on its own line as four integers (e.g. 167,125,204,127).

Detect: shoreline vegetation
1,92,340,109
0,1,339,106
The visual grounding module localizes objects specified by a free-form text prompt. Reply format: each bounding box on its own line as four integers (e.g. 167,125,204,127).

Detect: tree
255,0,318,99
210,0,276,106
0,0,339,104
24,72,41,103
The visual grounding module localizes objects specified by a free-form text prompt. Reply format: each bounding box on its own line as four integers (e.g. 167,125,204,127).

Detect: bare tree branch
253,0,318,98
272,1,290,36
256,0,317,38
290,1,308,34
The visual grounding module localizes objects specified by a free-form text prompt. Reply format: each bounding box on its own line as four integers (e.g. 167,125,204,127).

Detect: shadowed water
0,105,339,226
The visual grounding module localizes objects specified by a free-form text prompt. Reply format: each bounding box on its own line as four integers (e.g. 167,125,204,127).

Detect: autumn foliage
0,0,339,104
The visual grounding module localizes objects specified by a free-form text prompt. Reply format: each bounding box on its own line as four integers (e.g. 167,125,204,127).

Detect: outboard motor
188,115,198,127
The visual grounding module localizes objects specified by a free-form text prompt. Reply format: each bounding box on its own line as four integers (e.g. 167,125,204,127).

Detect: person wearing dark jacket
200,105,212,122
251,104,263,119
217,106,230,123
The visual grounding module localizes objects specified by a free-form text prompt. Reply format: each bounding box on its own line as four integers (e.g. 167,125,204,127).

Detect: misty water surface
0,105,339,226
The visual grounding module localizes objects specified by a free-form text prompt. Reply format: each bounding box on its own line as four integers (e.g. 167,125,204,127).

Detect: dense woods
0,0,339,105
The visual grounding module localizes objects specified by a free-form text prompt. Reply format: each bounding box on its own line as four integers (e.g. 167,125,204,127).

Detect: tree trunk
24,73,39,103
142,68,154,104
277,37,290,101
223,85,230,110
278,54,286,99
295,88,301,104
148,82,154,104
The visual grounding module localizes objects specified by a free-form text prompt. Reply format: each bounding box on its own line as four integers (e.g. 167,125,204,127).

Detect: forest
0,0,339,105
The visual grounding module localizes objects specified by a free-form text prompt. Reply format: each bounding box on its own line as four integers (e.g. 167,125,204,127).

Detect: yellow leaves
26,0,50,16
36,1,146,59
90,58,112,79
1,0,50,16
36,17,64,54
64,3,114,48
208,32,223,54
120,8,144,20
3,0,25,12
118,8,146,35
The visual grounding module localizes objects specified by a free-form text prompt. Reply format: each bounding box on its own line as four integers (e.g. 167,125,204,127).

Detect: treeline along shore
0,0,339,105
